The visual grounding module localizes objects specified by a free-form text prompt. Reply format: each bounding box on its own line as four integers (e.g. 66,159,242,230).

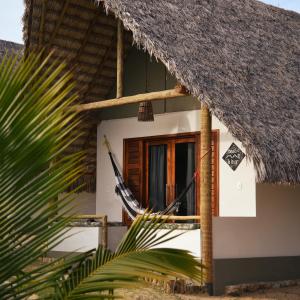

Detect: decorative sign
222,143,245,171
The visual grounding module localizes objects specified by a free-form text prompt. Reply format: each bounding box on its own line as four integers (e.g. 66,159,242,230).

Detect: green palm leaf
0,52,203,299
0,52,84,299
54,215,203,299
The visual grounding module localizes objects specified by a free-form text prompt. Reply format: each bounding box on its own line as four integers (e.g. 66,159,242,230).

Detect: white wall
53,227,100,252
52,225,127,253
153,229,201,258
96,110,256,221
213,184,300,259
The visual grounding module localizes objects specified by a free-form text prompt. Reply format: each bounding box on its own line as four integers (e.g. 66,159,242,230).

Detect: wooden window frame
123,130,219,224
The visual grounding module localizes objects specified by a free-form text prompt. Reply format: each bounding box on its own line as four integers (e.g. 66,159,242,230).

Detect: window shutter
123,139,144,224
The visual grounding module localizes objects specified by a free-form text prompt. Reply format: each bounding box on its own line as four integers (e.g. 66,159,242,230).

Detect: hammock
104,135,197,220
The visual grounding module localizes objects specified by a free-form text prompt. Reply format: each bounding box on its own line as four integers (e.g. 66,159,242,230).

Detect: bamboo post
101,215,108,249
73,88,187,112
116,19,124,99
200,103,213,295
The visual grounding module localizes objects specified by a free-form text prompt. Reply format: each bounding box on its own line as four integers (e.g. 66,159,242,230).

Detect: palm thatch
0,39,23,59
99,0,300,184
23,0,132,192
23,0,300,185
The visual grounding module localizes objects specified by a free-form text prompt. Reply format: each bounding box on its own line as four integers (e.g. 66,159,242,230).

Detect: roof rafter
79,30,116,102
46,0,70,48
71,9,99,65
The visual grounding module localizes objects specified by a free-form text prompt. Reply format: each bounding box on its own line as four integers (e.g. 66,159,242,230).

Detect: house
23,0,300,295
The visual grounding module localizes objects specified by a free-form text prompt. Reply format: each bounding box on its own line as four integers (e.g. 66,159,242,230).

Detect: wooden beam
116,19,124,98
74,88,187,112
101,215,108,249
200,103,213,295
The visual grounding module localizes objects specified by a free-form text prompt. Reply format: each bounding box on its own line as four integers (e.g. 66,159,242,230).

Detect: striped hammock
105,136,197,220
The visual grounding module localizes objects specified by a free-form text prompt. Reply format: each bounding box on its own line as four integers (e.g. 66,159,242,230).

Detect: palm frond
54,215,203,299
0,51,203,300
0,51,84,299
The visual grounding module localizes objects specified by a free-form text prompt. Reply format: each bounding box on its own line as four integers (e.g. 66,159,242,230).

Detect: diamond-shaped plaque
222,143,245,171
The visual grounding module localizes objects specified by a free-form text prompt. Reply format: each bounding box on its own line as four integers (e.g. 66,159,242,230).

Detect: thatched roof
0,39,23,58
23,0,132,192
23,0,300,185
100,0,300,184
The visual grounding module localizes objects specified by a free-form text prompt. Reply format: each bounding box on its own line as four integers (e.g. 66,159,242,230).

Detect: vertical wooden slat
200,103,213,295
168,140,174,206
123,139,144,225
101,215,108,249
116,19,124,98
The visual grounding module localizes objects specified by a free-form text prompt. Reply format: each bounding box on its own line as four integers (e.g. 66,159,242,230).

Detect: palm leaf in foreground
0,52,84,299
0,52,203,299
54,214,203,299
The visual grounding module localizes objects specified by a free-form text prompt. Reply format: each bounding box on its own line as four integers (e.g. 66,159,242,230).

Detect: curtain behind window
186,143,195,216
176,142,195,219
149,145,167,212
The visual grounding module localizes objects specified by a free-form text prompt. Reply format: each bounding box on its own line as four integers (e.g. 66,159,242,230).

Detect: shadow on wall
176,113,192,133
213,183,300,295
214,183,300,259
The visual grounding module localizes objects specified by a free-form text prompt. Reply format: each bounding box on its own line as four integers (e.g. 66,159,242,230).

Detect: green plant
52,214,203,299
0,53,202,299
0,52,83,299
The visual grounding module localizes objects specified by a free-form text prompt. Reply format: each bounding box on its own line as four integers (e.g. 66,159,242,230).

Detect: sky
0,0,299,44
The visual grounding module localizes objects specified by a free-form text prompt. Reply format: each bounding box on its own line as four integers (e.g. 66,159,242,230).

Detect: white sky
0,0,299,44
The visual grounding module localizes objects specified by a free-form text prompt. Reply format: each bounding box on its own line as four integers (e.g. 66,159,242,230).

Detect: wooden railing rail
138,215,201,221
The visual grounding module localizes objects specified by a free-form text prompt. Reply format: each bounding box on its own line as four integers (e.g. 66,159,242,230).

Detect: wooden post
73,88,187,112
101,215,108,249
200,103,213,295
116,19,124,98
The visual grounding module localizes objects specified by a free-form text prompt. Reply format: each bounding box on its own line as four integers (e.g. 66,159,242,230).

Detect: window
123,131,219,224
